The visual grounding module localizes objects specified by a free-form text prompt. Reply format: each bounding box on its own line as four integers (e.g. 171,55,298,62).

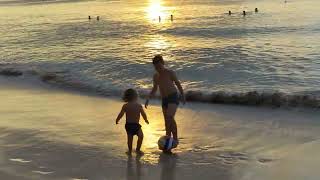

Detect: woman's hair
122,88,138,102
152,55,164,65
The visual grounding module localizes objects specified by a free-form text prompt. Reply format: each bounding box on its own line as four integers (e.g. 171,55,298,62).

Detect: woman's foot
162,149,172,154
173,139,179,148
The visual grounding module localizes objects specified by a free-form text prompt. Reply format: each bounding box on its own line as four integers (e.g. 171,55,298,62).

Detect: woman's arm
145,74,158,108
172,71,186,104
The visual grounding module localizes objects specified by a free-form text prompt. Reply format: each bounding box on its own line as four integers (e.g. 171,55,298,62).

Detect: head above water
152,55,165,72
123,88,138,102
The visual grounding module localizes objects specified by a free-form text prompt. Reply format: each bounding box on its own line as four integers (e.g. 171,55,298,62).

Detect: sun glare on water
146,0,166,21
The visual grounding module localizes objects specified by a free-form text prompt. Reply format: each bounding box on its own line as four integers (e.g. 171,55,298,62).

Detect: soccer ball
158,136,177,151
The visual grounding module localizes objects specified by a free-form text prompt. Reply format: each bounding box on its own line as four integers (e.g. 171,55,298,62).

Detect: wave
0,66,118,95
185,91,320,108
0,0,89,6
160,26,302,38
1,66,319,109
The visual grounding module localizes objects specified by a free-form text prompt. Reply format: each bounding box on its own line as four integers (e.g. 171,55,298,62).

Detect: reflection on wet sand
126,153,178,180
160,153,177,180
126,155,142,180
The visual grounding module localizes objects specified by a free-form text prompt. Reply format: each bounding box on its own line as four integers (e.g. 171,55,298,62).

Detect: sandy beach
0,75,319,180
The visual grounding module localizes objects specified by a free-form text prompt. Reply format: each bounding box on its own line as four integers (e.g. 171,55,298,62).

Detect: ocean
1,0,320,105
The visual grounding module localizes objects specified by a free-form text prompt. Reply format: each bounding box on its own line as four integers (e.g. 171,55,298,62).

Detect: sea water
1,0,320,100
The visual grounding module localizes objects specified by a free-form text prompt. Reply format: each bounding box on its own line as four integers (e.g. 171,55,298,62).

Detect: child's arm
115,105,126,124
140,105,149,124
171,71,186,104
145,74,158,108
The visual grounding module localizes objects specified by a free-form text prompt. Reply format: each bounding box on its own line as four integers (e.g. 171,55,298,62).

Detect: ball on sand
158,136,177,151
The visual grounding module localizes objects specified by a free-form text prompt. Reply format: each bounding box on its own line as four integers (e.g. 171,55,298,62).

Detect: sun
146,0,165,21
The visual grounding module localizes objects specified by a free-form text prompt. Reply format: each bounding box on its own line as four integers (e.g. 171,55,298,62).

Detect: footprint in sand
9,158,31,163
193,162,212,165
189,145,218,153
230,152,250,160
32,170,54,175
217,152,250,162
258,158,273,163
204,145,221,149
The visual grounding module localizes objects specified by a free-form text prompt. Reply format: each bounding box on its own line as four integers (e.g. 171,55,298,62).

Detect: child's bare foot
135,150,144,155
126,150,132,156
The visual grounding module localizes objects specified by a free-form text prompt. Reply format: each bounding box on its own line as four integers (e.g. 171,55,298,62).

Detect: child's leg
127,134,133,153
166,104,178,141
136,129,144,151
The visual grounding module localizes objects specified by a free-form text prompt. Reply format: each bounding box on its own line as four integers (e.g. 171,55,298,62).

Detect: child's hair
122,88,138,102
152,55,164,65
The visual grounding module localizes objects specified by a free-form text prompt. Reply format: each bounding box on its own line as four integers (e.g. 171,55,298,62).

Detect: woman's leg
165,104,178,141
162,106,171,137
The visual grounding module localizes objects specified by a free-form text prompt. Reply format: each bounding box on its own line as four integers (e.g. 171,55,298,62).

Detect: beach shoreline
0,75,320,180
1,66,320,109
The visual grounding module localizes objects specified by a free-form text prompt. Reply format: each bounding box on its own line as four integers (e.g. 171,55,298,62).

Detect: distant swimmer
243,11,246,16
255,8,258,13
97,16,100,21
88,16,91,20
171,14,173,22
228,11,232,15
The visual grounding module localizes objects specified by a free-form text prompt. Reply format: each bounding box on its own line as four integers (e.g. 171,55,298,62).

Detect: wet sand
0,76,320,180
